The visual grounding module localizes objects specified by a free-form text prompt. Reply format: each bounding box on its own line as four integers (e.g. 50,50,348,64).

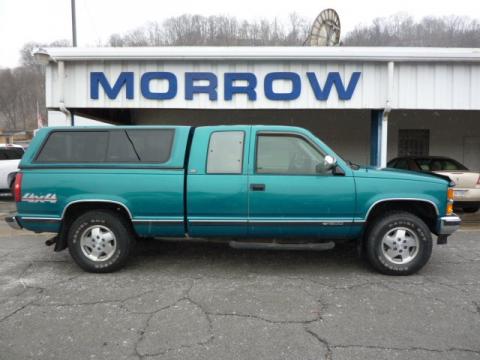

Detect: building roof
37,46,480,63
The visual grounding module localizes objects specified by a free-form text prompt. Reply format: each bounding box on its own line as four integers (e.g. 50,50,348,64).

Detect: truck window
36,129,175,164
106,131,140,162
256,134,325,175
36,131,109,162
0,147,24,160
125,129,174,163
206,131,244,174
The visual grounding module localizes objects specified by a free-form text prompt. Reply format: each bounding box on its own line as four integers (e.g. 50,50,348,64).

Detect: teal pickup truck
6,125,460,275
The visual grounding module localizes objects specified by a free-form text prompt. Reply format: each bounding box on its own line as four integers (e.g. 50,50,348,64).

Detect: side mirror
316,155,337,173
324,155,337,171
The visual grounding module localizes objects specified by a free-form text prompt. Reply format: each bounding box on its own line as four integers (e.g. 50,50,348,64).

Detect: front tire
68,210,134,273
365,211,432,276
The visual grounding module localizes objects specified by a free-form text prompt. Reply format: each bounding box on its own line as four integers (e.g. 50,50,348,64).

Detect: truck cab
6,125,460,275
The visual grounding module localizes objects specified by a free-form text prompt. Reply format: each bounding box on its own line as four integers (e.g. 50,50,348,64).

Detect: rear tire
365,211,432,276
67,210,134,273
462,206,479,213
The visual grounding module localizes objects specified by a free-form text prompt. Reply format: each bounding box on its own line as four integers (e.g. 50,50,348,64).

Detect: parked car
0,144,25,193
388,156,480,213
6,126,460,275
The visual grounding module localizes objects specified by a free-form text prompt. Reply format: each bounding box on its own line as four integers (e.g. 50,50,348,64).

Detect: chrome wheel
381,227,419,265
80,225,117,262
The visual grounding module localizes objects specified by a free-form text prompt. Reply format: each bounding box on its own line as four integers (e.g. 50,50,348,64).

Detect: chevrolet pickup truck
6,125,460,275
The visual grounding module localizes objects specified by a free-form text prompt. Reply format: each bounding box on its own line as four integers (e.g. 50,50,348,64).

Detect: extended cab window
36,129,174,163
206,131,244,174
256,134,325,175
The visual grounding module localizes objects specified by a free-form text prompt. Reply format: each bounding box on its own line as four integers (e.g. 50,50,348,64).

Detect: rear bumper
5,216,22,230
454,201,480,208
453,188,480,202
436,215,461,235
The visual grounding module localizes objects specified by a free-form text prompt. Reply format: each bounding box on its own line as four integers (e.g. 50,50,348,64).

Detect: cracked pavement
0,200,479,359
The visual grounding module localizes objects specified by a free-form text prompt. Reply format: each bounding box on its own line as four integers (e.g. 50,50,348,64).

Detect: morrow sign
90,71,362,102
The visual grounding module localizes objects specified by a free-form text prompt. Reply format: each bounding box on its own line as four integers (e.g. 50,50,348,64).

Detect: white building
37,47,480,170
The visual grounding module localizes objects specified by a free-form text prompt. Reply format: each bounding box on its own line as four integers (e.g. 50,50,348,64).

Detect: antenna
305,9,341,46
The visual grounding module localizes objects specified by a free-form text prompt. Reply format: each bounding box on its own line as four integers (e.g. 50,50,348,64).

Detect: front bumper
5,216,22,230
436,215,461,235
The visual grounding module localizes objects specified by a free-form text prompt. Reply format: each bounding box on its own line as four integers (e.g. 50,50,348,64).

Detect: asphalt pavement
0,198,479,360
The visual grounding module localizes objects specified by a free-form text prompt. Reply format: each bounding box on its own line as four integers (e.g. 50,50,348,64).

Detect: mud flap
437,235,448,245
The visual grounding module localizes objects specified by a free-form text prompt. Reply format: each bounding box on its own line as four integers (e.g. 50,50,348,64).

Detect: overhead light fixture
32,48,52,65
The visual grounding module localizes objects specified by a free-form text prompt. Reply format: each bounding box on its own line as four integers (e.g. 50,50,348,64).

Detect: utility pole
71,0,77,47
70,0,76,125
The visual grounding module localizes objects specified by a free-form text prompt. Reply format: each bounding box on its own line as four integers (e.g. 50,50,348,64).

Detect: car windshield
414,158,468,171
0,147,24,160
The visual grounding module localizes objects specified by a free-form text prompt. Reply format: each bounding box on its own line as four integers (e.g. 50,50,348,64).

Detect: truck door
247,128,356,238
187,126,250,237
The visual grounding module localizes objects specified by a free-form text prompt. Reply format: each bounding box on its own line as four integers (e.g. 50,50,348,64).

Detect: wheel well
366,200,438,233
54,201,133,252
63,201,131,223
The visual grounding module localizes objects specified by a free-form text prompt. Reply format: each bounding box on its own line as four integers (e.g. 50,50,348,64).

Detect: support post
370,109,389,168
371,61,394,168
380,111,389,168
370,110,383,167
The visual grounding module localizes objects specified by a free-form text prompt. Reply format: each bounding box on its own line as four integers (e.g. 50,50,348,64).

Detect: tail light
14,173,23,202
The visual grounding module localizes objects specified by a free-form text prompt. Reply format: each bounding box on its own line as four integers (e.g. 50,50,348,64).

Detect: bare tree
107,13,310,47
0,40,70,131
3,12,480,131
0,69,20,129
343,14,480,47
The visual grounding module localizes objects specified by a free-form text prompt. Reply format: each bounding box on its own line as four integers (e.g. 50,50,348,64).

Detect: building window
398,129,430,157
206,131,244,174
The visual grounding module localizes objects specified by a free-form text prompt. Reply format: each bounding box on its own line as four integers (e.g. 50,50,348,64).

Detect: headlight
446,187,454,215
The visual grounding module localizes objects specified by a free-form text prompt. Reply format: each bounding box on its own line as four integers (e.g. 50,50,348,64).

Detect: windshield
414,158,468,171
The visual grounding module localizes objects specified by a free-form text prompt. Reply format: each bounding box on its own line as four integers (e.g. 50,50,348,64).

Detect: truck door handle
250,183,265,191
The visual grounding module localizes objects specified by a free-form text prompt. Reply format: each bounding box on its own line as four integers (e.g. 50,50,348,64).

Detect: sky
0,0,479,68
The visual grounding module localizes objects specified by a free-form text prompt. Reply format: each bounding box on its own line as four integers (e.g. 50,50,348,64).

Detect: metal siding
452,64,471,109
40,46,480,62
45,57,480,111
395,63,480,110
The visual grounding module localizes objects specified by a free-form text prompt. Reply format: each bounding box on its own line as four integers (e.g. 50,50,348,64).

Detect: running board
229,241,335,251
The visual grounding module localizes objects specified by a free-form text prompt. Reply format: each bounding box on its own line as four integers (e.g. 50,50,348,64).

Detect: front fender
354,177,446,220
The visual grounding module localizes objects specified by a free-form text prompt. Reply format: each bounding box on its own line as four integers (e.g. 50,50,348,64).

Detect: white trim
37,47,480,63
189,219,247,223
21,216,62,221
132,218,183,223
189,218,359,224
249,219,349,223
